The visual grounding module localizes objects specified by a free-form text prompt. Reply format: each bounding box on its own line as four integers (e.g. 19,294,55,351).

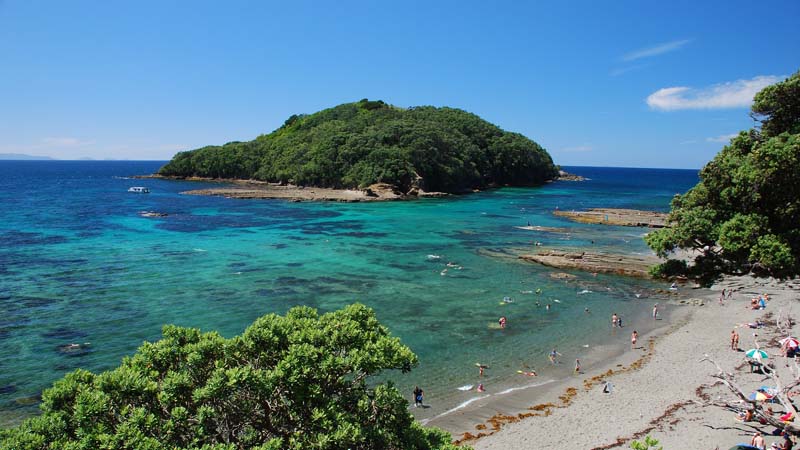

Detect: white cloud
42,137,94,147
646,75,781,111
622,39,691,62
559,145,593,153
706,133,739,143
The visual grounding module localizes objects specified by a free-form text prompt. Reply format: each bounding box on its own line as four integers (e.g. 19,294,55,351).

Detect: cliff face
159,99,558,194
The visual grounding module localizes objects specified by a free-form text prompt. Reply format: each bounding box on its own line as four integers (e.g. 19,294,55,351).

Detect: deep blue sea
0,161,699,427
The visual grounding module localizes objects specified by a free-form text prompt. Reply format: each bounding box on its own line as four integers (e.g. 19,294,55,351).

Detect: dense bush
646,71,800,278
159,99,558,193
0,304,467,450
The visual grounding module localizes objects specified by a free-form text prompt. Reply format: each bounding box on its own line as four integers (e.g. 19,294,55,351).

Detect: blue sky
0,1,797,168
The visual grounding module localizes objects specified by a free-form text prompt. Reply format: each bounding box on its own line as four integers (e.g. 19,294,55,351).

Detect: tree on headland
646,71,800,280
0,304,467,450
158,99,558,194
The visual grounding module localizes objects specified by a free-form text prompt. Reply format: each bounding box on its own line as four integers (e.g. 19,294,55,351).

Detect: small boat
128,187,150,193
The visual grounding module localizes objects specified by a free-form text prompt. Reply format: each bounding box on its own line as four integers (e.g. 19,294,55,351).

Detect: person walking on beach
731,329,740,350
652,303,659,319
574,358,581,374
413,386,424,407
549,349,561,364
631,330,638,349
720,289,726,305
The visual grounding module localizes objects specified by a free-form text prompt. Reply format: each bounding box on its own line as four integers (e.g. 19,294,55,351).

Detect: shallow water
0,161,698,426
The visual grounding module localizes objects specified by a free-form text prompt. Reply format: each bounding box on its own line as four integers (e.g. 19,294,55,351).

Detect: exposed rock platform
553,208,667,228
519,249,660,278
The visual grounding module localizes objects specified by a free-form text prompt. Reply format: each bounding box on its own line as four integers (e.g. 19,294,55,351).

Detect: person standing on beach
652,304,658,319
412,386,424,407
631,330,638,349
574,358,581,374
720,289,726,305
731,329,740,350
549,349,561,364
611,313,618,328
751,431,766,450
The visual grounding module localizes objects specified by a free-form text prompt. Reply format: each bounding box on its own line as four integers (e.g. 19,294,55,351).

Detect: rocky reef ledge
179,181,449,202
553,208,667,228
519,249,660,278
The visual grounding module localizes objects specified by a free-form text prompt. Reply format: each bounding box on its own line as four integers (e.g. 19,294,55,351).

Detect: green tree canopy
0,304,466,450
158,99,558,193
646,70,800,278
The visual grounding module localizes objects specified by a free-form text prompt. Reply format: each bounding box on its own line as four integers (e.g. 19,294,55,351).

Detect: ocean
0,161,699,427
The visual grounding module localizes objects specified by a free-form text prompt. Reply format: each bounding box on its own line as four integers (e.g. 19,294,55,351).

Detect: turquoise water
0,162,698,426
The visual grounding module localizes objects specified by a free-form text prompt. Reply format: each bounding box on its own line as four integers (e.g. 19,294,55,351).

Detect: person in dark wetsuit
413,386,424,407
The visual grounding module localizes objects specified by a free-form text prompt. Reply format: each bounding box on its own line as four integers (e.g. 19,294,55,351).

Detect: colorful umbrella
780,337,800,348
748,391,772,401
746,349,769,359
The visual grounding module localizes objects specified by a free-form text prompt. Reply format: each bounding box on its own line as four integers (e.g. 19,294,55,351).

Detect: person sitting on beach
477,383,485,392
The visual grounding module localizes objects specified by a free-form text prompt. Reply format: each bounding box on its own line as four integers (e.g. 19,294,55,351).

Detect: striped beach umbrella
780,337,800,349
746,349,769,360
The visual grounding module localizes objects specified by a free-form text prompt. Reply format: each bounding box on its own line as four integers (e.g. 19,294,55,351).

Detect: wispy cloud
646,75,781,111
559,145,593,153
622,39,691,62
706,133,739,143
610,64,648,77
42,137,94,147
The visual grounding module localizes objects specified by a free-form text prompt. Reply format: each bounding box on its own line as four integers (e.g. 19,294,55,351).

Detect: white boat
128,186,150,193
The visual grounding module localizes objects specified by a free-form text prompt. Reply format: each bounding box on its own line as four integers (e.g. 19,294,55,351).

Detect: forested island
158,99,558,195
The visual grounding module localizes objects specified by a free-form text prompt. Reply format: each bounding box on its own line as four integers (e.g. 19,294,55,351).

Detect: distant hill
159,99,558,194
0,153,55,160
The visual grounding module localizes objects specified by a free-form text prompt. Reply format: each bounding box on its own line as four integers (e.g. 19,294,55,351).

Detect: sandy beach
438,275,800,449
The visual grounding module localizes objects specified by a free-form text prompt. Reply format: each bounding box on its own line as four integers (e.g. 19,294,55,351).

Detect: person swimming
498,316,507,328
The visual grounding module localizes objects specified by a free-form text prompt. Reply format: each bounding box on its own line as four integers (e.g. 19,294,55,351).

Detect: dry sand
450,275,800,449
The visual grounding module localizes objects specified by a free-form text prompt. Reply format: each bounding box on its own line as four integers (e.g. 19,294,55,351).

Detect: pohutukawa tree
0,304,466,450
646,70,800,279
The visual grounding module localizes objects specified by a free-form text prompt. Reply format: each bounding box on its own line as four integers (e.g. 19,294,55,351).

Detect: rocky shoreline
519,249,658,278
554,208,668,228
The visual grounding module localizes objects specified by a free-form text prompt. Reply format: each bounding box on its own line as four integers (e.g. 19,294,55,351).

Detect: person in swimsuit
611,313,618,328
574,359,581,374
631,330,638,349
477,383,485,392
549,349,561,364
498,316,507,329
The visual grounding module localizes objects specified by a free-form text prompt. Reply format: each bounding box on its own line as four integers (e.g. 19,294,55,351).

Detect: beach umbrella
748,391,772,401
780,337,800,348
746,349,769,360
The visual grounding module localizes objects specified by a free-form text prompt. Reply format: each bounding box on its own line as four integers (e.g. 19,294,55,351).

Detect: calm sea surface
0,161,698,426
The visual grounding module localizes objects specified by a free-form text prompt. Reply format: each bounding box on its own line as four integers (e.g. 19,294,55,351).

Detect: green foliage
646,71,800,278
648,259,688,278
0,304,469,450
158,99,558,193
630,435,663,450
